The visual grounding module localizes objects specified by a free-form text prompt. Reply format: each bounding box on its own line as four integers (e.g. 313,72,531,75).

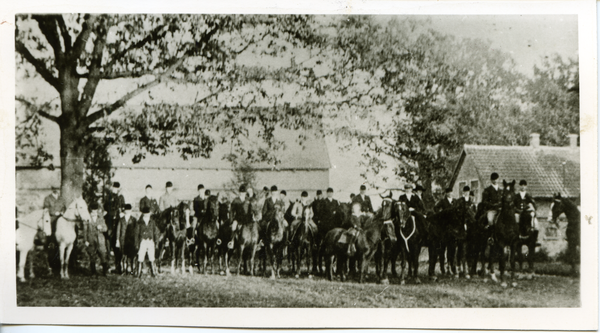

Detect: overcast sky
426,15,578,76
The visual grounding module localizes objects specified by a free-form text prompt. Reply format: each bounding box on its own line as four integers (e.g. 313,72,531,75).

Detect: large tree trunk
60,124,86,206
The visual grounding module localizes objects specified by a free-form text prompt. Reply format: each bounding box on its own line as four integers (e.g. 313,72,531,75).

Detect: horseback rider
159,181,178,213
514,179,537,232
193,184,207,226
322,188,342,228
352,185,374,214
262,185,286,228
481,172,502,228
230,184,253,232
43,185,66,242
399,183,427,222
83,202,110,276
289,191,317,241
139,184,160,216
434,187,455,214
312,190,324,226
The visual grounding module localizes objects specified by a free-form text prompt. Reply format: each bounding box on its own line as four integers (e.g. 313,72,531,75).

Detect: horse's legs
17,247,29,282
249,245,257,277
428,243,437,278
447,241,457,277
379,242,389,284
413,246,421,284
63,243,74,279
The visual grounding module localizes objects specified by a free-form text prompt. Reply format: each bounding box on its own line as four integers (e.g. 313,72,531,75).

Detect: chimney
568,134,579,149
530,133,540,149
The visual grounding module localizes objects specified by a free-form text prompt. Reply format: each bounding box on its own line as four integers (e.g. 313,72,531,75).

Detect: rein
399,216,416,252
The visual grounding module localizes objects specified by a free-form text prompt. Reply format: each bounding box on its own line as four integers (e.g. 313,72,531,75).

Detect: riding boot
90,262,97,276
137,262,143,278
149,262,156,278
102,263,109,276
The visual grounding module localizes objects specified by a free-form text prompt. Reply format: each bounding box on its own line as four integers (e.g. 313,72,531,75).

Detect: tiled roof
111,128,331,171
460,144,580,198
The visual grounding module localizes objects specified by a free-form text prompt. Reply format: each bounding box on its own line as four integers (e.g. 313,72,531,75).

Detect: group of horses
16,180,580,285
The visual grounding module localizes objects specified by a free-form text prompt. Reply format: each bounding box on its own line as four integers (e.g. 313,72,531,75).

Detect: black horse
155,207,178,274
515,203,540,278
196,195,220,274
550,193,580,275
487,180,519,285
216,198,235,276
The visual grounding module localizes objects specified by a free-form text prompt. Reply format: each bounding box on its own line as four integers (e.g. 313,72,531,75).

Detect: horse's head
72,196,91,223
41,209,52,235
501,179,516,210
207,195,220,224
379,197,394,221
179,201,191,229
394,201,410,228
549,192,564,224
302,205,313,222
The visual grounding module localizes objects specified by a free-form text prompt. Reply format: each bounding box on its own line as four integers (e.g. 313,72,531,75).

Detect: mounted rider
193,184,207,226
481,172,502,228
43,185,66,242
352,185,374,214
262,185,286,229
399,183,427,224
230,184,253,233
434,187,455,214
159,181,179,213
321,187,342,228
139,184,160,216
289,191,318,241
514,179,538,234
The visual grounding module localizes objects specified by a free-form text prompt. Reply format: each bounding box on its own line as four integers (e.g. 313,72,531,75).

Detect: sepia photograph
1,0,597,329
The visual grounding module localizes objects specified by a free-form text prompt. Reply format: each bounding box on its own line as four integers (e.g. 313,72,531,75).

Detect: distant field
17,251,579,308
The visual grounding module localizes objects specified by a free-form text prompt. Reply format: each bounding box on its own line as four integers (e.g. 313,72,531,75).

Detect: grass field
17,251,580,308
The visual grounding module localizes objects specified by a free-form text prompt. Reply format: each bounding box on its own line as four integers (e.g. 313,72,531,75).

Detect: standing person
481,172,502,228
434,188,455,214
122,204,139,275
104,182,125,273
135,206,160,278
139,185,160,215
455,186,473,210
159,181,178,212
116,204,137,274
83,202,110,276
193,184,207,225
514,179,537,229
352,185,374,214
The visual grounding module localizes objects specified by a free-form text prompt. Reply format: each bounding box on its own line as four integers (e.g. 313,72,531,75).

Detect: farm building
16,129,331,214
449,133,580,257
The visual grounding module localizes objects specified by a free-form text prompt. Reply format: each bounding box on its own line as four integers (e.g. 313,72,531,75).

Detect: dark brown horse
171,201,192,274
487,180,519,285
196,195,220,274
216,198,235,276
289,203,318,279
515,204,539,278
155,207,177,274
235,198,261,276
550,193,580,275
324,200,394,284
397,201,426,284
264,205,287,279
374,197,397,285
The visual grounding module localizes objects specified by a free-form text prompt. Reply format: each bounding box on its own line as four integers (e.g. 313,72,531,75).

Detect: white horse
16,209,52,282
55,196,91,279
